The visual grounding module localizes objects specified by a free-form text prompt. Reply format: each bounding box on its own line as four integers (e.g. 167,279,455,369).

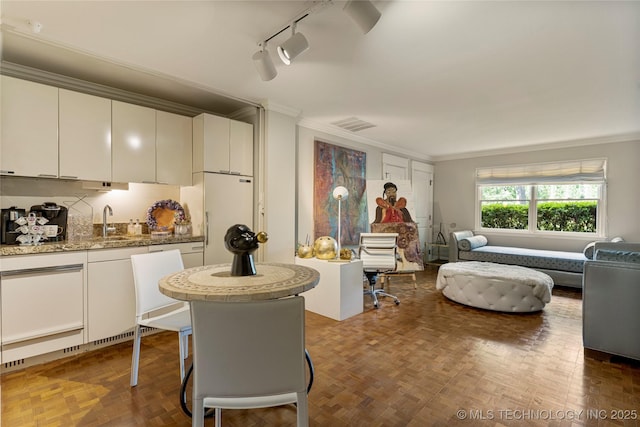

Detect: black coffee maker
30,202,69,241
1,207,26,245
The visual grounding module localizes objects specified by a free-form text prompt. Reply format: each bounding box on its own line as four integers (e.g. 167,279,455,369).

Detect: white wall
261,108,298,263
433,139,640,251
296,126,431,250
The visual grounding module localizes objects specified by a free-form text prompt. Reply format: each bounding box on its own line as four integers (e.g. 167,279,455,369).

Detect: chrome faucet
102,205,116,237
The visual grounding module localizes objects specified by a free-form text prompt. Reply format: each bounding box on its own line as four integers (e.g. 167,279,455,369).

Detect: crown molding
260,100,301,118
297,117,433,162
432,132,640,162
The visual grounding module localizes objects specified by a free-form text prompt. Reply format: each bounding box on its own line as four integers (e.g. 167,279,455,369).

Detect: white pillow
458,235,488,251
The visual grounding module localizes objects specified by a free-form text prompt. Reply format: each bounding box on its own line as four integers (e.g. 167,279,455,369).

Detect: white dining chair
191,296,308,427
130,249,192,387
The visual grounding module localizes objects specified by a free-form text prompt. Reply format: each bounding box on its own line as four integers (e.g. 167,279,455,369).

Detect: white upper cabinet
112,101,156,183
59,89,112,181
156,110,192,186
229,119,254,177
0,75,59,178
193,113,253,176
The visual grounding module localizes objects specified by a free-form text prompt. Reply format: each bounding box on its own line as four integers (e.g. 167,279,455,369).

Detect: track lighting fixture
343,0,381,34
277,23,309,65
252,42,277,81
252,0,382,80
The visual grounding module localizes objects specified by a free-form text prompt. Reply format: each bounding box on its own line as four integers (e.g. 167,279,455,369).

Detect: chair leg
374,289,400,305
192,398,204,427
130,325,142,387
183,334,190,359
296,391,309,427
215,408,222,427
178,332,187,381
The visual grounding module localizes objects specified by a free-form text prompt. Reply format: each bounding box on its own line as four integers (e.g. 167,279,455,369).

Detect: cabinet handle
191,245,204,250
38,174,58,178
59,175,78,180
1,264,84,277
229,171,241,175
219,170,231,174
205,211,210,246
0,170,15,174
2,324,84,345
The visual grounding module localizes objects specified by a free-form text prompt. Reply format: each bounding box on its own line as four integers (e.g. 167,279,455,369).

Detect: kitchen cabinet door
0,76,58,178
229,119,253,176
87,247,147,342
156,111,192,186
193,114,253,176
112,101,156,183
193,113,228,174
59,89,112,181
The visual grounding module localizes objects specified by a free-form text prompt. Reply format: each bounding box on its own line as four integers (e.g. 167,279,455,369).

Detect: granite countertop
0,235,205,256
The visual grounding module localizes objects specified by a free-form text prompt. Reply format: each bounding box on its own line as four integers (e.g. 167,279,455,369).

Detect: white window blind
476,158,607,185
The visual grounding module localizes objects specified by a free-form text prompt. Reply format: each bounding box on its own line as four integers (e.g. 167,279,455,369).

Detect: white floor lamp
332,186,349,258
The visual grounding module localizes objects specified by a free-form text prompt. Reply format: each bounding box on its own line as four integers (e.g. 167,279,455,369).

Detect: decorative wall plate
146,199,185,232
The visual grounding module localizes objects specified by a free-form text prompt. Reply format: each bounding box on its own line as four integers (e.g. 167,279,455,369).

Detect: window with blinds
475,159,607,236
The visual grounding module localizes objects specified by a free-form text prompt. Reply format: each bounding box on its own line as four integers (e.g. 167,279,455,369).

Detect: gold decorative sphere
256,231,268,243
339,248,352,260
313,236,338,260
297,244,314,258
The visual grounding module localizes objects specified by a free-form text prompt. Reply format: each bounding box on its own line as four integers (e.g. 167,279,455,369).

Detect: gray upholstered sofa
449,230,598,288
582,242,640,361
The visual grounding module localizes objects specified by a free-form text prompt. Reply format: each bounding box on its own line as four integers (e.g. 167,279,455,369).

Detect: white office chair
130,249,191,387
191,296,308,427
359,232,400,308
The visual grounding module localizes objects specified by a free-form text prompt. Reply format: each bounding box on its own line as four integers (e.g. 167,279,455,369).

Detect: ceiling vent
332,117,376,132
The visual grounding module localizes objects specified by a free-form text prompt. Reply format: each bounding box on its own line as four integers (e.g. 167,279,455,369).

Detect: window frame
474,161,607,238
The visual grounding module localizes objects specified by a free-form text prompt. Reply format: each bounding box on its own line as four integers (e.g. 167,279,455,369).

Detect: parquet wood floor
2,268,639,426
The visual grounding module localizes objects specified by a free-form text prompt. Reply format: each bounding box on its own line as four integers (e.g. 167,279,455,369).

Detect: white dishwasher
0,251,87,363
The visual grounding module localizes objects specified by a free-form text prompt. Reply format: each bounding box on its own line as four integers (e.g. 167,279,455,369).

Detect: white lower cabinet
0,252,87,363
88,243,203,343
0,241,204,363
87,247,147,343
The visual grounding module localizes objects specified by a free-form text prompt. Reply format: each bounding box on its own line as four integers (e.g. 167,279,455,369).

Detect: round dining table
158,262,320,302
159,261,321,418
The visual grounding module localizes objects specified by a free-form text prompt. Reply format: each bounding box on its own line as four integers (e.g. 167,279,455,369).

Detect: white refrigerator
182,172,254,265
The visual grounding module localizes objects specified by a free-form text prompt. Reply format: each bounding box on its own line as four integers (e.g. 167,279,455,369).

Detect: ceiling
1,0,639,161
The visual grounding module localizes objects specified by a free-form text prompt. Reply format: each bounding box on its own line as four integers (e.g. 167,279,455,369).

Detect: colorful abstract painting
314,141,368,245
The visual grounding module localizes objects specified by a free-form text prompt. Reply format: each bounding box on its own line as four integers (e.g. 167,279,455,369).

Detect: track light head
343,0,381,34
252,43,277,81
277,25,309,65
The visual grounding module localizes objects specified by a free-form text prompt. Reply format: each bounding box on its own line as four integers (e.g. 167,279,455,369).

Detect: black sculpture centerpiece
224,224,268,276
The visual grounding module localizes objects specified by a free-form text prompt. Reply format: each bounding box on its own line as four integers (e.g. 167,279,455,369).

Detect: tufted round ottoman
436,261,554,312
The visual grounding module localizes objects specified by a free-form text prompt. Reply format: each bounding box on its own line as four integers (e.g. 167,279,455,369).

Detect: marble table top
158,262,320,302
